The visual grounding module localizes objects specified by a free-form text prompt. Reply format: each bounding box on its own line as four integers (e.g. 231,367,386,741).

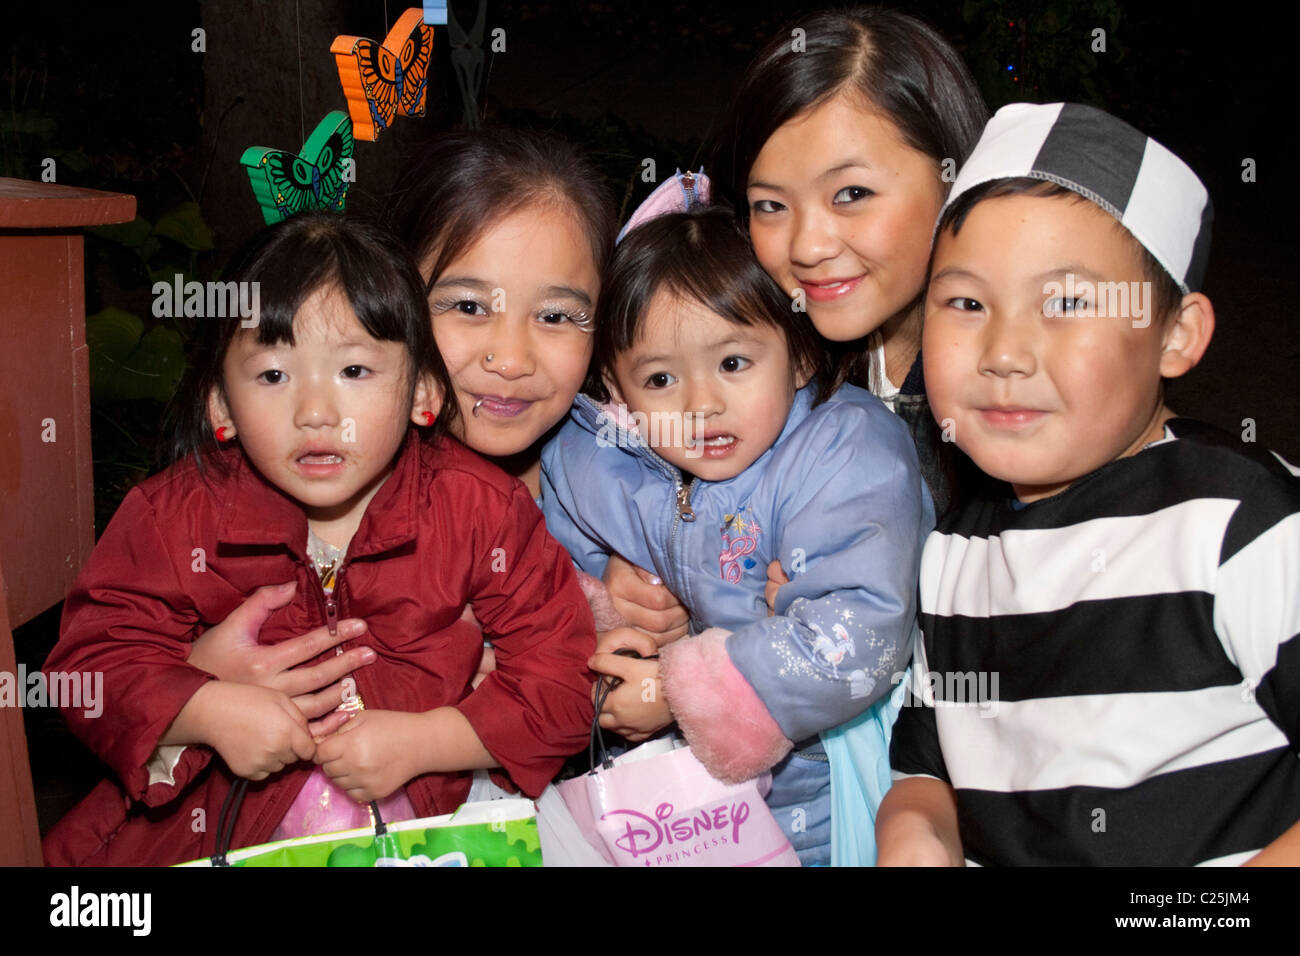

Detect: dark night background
3,1,1295,832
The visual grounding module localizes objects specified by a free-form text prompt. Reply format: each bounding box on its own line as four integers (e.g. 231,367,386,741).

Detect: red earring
422,411,436,426
215,426,230,442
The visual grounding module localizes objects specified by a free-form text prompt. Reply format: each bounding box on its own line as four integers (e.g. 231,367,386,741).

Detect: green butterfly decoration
240,111,355,225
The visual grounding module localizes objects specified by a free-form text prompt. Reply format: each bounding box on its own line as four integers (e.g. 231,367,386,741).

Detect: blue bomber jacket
541,382,934,779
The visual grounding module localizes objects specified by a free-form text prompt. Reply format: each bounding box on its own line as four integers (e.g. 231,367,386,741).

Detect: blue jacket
541,382,934,744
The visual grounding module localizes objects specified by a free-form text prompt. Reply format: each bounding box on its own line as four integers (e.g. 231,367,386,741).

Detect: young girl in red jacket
42,212,597,866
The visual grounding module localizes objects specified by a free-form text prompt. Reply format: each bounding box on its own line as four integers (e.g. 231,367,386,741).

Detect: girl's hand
313,710,426,803
168,682,316,781
765,560,790,616
188,581,375,724
603,554,689,645
589,651,672,743
594,626,659,658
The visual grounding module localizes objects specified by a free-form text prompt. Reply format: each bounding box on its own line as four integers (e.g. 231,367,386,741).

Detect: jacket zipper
307,559,362,707
324,590,339,635
675,479,696,522
669,476,697,628
312,559,377,828
331,567,363,709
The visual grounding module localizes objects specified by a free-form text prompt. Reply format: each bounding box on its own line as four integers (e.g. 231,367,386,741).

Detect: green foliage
85,307,185,404
85,203,215,531
90,216,156,254
153,201,216,252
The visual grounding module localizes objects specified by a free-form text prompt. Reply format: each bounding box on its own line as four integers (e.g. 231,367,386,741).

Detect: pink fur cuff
659,627,792,783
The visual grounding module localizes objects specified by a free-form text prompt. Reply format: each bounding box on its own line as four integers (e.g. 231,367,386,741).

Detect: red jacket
42,431,596,866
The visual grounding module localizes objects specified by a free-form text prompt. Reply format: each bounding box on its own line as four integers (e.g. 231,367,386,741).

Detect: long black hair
710,6,988,395
711,6,988,225
164,212,456,472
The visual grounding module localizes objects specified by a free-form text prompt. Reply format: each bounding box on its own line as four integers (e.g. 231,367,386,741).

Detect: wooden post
0,559,42,865
0,177,135,865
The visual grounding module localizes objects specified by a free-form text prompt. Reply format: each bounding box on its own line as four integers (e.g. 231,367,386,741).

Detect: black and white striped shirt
890,419,1300,865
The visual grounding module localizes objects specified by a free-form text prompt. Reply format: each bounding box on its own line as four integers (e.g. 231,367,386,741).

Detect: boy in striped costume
878,103,1300,866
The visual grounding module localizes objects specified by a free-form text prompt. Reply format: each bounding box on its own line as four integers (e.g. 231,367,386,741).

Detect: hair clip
617,167,713,244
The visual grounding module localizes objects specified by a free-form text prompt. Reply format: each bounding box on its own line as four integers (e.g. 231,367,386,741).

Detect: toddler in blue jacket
541,199,934,865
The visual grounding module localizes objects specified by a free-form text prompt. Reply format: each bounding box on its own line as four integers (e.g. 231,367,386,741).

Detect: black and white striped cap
940,103,1213,293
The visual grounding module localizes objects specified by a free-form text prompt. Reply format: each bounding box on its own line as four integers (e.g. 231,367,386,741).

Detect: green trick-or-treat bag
175,798,543,868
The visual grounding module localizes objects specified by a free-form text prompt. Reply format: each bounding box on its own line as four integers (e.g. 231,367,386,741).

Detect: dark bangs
591,206,828,403
163,212,456,473
239,213,432,353
388,126,616,289
711,6,988,226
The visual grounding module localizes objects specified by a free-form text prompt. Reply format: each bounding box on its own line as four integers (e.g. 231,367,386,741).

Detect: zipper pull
681,170,697,209
326,565,345,637
676,483,696,522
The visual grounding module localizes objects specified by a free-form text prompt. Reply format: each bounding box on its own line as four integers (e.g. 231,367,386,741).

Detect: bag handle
211,778,248,866
586,648,658,773
210,777,387,866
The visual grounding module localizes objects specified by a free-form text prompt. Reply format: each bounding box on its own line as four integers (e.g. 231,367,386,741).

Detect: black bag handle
586,648,659,774
210,777,387,866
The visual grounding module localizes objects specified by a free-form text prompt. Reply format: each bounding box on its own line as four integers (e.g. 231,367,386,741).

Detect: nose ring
485,353,495,363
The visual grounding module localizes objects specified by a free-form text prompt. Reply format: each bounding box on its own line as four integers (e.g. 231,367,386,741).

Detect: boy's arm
1243,819,1300,866
1214,471,1300,861
878,650,964,866
876,777,964,866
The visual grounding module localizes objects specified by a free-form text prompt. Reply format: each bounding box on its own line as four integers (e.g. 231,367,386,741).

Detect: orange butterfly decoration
332,8,434,142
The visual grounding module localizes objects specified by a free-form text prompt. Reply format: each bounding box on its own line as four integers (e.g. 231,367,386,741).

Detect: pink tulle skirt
272,766,417,841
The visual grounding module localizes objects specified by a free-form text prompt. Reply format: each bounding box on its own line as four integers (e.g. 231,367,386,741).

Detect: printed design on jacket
774,596,896,698
808,619,854,678
847,627,889,700
718,505,762,583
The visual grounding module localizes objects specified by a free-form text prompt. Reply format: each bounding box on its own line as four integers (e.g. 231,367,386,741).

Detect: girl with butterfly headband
42,212,595,866
540,191,935,866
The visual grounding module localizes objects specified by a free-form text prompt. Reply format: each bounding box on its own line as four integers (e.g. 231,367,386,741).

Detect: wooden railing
0,177,136,865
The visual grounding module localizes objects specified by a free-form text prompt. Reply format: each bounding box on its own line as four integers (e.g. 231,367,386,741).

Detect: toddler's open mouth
686,433,739,458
